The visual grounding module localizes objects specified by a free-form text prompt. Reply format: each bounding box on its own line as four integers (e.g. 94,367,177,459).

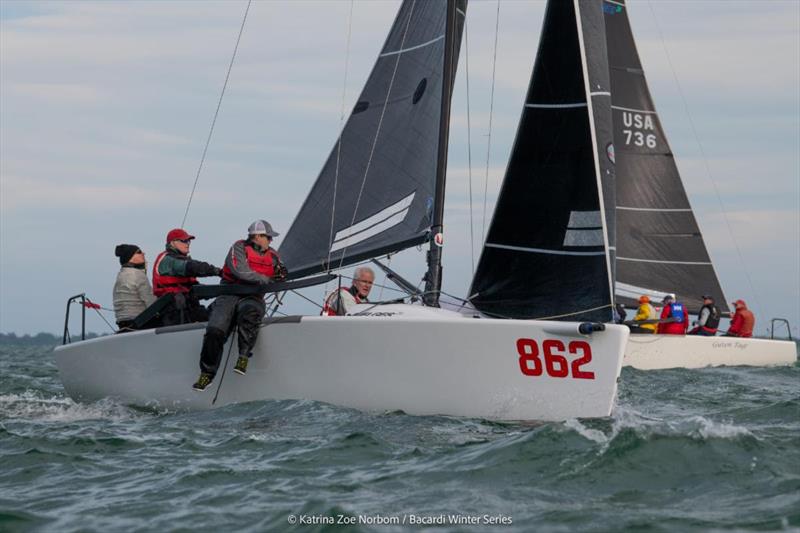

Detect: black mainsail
469,0,616,322
280,0,466,281
604,0,726,313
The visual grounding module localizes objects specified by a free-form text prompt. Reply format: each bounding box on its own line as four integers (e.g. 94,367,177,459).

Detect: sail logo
602,2,623,15
621,112,657,148
330,192,416,252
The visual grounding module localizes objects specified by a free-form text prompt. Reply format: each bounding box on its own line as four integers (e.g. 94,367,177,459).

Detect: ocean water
1,342,798,533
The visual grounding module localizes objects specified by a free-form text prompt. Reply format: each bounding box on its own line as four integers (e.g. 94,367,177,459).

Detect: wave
0,390,137,423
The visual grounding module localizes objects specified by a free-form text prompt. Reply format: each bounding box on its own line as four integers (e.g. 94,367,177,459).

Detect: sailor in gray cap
192,219,288,391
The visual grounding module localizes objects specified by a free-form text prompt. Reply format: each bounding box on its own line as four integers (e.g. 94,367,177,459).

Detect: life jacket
152,251,198,296
668,302,685,323
730,308,755,337
700,303,721,333
222,240,278,282
322,286,363,316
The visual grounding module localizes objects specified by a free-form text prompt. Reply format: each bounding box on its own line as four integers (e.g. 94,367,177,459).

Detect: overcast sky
1,0,798,336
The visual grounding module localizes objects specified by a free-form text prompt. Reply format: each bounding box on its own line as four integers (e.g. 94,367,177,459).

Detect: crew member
688,294,721,336
725,299,754,338
322,266,375,316
192,220,288,392
153,228,221,326
113,244,156,330
657,294,688,335
631,295,657,334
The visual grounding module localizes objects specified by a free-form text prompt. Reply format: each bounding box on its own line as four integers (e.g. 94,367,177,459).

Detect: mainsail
603,0,726,313
280,0,466,280
469,0,615,322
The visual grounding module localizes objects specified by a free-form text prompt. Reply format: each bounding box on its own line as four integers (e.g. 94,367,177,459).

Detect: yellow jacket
634,303,657,332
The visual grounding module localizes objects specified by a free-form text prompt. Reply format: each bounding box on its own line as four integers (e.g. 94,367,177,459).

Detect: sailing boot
192,372,214,391
233,354,249,375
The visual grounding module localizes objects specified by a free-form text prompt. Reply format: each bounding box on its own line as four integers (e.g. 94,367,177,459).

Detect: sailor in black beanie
115,244,140,265
112,244,156,330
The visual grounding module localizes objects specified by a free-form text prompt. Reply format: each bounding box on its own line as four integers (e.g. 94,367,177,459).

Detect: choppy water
1,342,798,533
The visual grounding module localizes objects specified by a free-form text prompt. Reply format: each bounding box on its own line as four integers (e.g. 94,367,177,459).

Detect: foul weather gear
633,302,657,333
658,301,689,335
322,285,368,316
727,304,755,338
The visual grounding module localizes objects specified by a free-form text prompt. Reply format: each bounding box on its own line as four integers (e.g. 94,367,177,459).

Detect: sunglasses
177,239,192,244
135,250,144,255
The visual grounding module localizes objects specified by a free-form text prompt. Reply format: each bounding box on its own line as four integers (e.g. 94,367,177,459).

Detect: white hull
54,305,628,421
624,334,797,370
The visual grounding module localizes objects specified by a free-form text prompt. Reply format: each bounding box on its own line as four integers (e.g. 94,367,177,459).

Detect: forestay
603,0,726,313
280,0,466,280
469,0,615,322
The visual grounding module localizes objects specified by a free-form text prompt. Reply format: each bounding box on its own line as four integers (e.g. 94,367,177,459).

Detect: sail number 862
516,339,595,380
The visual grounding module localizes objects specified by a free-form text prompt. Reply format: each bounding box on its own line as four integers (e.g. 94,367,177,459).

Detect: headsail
603,0,726,313
469,0,615,322
280,0,466,280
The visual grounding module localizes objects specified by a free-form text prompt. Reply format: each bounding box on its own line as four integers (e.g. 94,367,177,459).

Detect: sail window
353,101,369,114
412,78,427,104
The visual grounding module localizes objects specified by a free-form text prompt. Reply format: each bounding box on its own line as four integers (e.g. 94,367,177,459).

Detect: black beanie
115,244,140,265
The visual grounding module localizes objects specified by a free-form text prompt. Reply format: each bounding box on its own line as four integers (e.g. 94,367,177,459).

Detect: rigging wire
180,0,252,228
464,13,475,274
645,1,762,313
336,0,418,270
481,0,501,244
324,0,356,300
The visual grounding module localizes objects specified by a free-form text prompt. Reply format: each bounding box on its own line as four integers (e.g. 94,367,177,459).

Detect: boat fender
578,322,606,335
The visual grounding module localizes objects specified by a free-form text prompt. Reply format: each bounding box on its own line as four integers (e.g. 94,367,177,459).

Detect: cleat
192,372,213,391
233,356,249,375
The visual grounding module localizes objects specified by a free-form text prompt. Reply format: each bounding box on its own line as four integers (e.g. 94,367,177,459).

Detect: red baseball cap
733,299,746,307
166,228,195,243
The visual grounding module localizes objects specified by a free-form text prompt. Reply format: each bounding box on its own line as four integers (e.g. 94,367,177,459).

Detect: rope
481,0,501,243
84,298,117,332
646,1,761,313
290,289,324,310
336,0,418,270
212,326,238,406
181,0,252,228
464,14,475,274
324,0,355,299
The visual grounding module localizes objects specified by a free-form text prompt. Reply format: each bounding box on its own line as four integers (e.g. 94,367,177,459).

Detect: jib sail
469,0,616,322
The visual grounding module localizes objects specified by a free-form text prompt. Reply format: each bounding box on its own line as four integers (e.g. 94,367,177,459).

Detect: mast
423,0,459,307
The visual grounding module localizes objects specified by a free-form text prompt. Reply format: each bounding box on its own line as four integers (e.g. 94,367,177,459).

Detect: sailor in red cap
152,228,221,326
725,299,754,338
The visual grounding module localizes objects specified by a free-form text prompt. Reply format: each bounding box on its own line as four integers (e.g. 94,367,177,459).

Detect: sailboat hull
623,334,797,370
54,305,628,421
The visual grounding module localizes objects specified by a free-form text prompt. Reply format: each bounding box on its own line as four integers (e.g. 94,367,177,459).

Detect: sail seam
525,102,587,109
617,256,712,265
611,105,656,114
590,91,611,96
617,206,692,212
605,0,625,7
379,34,444,57
486,243,605,256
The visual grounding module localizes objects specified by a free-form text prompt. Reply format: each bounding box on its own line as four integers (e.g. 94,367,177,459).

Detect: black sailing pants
199,295,266,376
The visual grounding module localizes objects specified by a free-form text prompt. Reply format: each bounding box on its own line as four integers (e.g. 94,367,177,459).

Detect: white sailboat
54,0,629,421
604,0,796,369
467,0,796,370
